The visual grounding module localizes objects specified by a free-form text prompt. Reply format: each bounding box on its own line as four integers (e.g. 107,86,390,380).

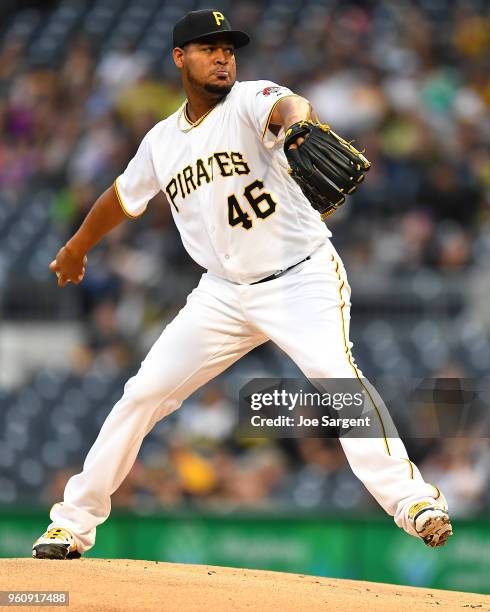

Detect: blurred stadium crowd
0,0,489,516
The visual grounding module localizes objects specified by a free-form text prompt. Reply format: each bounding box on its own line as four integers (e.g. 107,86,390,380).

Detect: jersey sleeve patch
235,80,297,148
257,86,289,97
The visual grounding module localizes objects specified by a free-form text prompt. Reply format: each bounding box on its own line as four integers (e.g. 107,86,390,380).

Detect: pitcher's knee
303,358,355,379
305,357,365,380
121,373,178,413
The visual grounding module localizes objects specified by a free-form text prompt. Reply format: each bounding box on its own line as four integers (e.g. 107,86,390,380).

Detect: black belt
250,255,311,285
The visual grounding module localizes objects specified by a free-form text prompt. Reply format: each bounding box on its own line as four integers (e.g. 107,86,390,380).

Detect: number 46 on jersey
228,179,277,230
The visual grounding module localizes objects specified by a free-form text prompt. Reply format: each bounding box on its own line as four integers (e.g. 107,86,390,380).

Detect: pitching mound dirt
1,559,489,611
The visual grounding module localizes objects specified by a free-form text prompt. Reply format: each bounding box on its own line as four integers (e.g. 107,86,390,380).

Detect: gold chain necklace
177,101,217,133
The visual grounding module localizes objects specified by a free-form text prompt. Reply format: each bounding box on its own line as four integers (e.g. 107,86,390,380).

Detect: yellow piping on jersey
113,177,144,219
331,253,391,456
262,94,302,142
432,484,441,500
402,457,415,480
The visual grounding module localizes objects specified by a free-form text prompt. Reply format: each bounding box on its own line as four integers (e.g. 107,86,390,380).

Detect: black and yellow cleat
32,527,81,560
408,501,453,547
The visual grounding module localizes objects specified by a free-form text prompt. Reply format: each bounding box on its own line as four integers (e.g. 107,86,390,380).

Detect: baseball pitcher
33,10,452,560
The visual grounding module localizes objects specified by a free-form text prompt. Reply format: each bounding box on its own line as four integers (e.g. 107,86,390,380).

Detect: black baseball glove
284,120,371,219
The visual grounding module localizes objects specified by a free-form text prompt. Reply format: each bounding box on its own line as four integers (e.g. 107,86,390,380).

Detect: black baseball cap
173,9,250,49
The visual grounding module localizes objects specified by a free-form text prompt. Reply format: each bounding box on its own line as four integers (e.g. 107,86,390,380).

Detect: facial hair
204,81,233,95
187,69,234,97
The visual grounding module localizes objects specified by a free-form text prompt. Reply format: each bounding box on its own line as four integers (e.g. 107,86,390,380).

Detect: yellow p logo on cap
213,11,225,26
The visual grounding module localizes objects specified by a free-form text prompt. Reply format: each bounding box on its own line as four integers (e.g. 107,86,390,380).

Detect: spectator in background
177,385,236,444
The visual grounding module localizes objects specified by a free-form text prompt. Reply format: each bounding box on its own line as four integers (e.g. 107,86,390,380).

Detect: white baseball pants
49,240,446,552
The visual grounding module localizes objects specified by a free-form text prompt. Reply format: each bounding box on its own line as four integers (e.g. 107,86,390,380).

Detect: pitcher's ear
173,47,184,68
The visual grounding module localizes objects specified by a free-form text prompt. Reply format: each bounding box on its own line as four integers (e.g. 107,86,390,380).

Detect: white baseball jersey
115,80,330,284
